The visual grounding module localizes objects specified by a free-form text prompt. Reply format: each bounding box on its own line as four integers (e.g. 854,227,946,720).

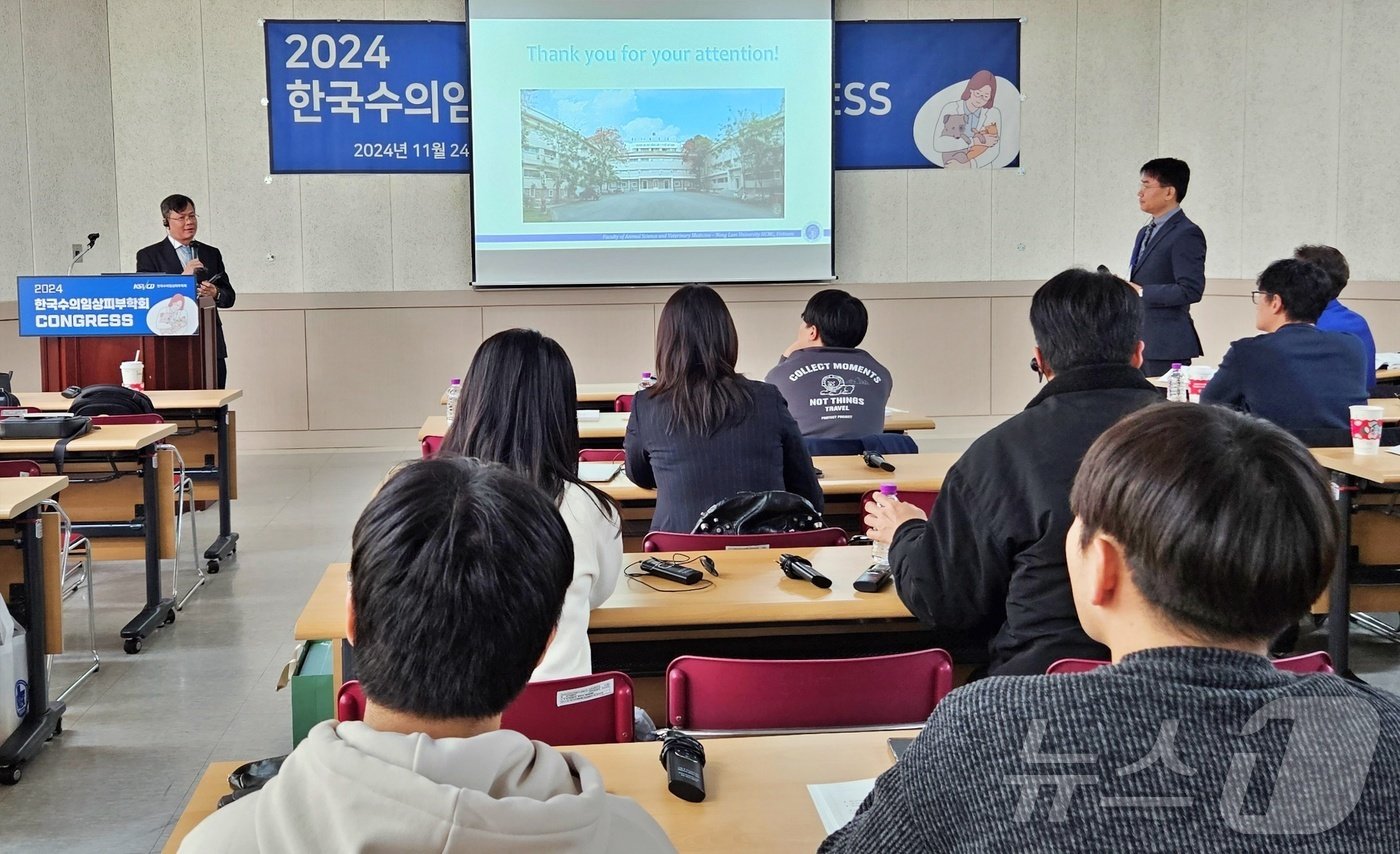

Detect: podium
29,278,218,391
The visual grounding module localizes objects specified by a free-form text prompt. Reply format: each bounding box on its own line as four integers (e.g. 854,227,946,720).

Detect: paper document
807,778,878,834
883,406,908,415
576,409,602,422
577,462,622,482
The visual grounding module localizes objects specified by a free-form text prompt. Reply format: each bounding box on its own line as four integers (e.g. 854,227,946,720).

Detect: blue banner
264,20,470,173
18,275,198,337
835,20,1021,169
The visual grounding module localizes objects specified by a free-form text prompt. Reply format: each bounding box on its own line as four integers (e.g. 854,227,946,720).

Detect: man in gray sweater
822,404,1400,852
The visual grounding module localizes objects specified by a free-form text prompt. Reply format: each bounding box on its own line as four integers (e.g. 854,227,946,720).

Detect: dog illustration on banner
914,69,1021,169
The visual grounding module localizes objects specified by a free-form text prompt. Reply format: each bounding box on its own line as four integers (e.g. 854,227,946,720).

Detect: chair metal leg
174,477,206,611
52,548,98,705
1350,612,1400,643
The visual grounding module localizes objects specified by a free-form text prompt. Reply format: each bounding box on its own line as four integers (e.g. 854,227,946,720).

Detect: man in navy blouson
1295,244,1377,393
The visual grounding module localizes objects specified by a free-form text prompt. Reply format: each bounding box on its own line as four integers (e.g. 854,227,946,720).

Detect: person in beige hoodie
180,457,675,853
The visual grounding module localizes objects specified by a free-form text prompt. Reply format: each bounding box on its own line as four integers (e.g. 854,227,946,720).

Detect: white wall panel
908,171,993,282
21,0,120,290
834,171,908,282
1159,0,1247,280
1240,0,1343,275
1335,1,1400,281
1072,0,1160,273
0,0,33,281
109,0,209,270
390,174,472,290
300,175,394,291
481,304,654,384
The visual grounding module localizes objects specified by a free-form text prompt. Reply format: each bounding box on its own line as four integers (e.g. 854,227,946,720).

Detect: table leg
202,405,238,572
1327,472,1355,677
0,507,65,781
119,447,175,654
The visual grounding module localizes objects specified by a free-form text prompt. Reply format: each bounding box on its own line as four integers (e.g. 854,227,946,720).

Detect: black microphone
659,731,706,802
68,232,101,274
1096,264,1110,274
778,553,831,589
86,232,100,247
862,450,895,472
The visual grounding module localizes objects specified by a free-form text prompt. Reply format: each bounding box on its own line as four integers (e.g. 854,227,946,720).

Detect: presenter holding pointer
1126,158,1206,378
136,194,236,388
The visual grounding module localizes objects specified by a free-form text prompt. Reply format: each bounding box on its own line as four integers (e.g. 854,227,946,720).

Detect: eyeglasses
168,212,198,223
1138,183,1164,192
1250,290,1271,304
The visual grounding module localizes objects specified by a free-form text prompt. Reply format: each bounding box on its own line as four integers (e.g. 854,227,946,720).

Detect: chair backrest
501,671,635,745
90,413,165,425
337,679,366,722
643,528,848,552
1047,651,1335,676
421,435,443,459
665,649,954,733
857,490,938,533
805,437,864,457
579,449,626,463
614,394,634,412
0,460,42,478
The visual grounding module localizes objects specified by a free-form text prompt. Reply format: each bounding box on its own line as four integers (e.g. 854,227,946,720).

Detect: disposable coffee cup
1185,365,1216,403
1349,405,1383,455
120,360,144,391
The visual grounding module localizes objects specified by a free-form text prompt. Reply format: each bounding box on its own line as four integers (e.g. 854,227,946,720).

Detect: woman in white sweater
440,329,622,680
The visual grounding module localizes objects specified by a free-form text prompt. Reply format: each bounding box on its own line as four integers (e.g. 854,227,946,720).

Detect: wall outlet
71,243,83,261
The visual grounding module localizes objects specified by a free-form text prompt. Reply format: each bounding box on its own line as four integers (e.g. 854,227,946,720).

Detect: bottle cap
450,377,461,385
880,483,897,495
1170,363,1182,370
641,371,653,379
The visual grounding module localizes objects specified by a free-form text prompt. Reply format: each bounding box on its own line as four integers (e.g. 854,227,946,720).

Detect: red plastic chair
337,679,366,722
579,449,626,463
614,394,634,413
1047,651,1334,676
421,435,443,459
338,672,635,745
502,671,635,745
643,528,848,552
858,490,939,533
665,649,954,735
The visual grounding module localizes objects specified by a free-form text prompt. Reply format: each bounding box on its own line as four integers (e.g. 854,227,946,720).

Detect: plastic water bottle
871,483,898,566
638,371,657,390
1165,363,1187,403
444,377,462,424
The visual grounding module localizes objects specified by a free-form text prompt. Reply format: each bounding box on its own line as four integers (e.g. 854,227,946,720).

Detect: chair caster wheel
207,560,220,574
0,765,21,785
163,610,176,625
124,637,142,655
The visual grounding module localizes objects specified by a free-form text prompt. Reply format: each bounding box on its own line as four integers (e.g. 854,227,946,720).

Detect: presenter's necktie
177,244,193,268
1130,222,1156,271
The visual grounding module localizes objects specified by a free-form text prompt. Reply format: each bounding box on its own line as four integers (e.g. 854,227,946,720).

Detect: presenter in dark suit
1127,158,1206,377
1201,258,1367,434
135,194,236,388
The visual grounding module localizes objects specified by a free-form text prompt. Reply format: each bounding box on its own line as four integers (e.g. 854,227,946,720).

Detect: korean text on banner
264,20,471,174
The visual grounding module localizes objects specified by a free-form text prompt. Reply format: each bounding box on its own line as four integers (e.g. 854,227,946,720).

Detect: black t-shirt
763,346,892,439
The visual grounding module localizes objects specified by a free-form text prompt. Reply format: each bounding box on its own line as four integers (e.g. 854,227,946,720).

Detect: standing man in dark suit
1127,158,1206,377
135,194,236,388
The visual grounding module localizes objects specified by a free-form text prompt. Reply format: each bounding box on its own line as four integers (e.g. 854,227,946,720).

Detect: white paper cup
1350,405,1384,455
120,360,144,391
1185,365,1216,403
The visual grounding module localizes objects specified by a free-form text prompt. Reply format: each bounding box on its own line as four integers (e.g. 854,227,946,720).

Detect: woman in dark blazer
624,284,823,533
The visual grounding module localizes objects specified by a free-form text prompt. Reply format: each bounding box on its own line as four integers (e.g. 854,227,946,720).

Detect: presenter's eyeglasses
168,212,198,223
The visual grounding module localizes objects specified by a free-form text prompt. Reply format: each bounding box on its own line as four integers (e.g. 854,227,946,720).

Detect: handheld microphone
640,557,702,585
67,232,100,274
778,553,831,589
862,450,895,472
659,731,706,802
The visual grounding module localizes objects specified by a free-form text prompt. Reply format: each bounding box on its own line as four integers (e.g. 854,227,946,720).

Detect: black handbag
0,415,91,441
68,384,155,417
692,490,824,535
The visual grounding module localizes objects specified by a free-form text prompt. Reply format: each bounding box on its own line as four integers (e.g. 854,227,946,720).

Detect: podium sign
18,275,198,338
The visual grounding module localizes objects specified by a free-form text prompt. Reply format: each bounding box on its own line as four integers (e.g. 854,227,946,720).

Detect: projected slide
469,1,833,287
521,88,786,223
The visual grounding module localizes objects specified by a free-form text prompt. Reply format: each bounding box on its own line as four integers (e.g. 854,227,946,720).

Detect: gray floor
0,445,1396,853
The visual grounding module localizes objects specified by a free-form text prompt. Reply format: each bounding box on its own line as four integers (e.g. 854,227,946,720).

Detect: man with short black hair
764,289,891,439
825,404,1400,852
1127,157,1207,377
865,269,1159,676
136,194,236,388
1202,258,1368,432
1295,244,1376,392
180,457,674,853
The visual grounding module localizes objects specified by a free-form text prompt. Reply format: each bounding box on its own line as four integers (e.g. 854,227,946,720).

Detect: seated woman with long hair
625,284,823,533
440,328,622,680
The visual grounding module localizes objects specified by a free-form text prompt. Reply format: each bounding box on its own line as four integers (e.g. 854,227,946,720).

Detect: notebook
577,462,622,482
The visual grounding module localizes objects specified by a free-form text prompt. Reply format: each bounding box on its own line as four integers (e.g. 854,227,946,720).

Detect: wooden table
597,453,956,504
1376,367,1399,385
165,728,914,853
0,475,67,783
1310,447,1400,675
18,389,242,572
420,412,939,444
0,424,177,654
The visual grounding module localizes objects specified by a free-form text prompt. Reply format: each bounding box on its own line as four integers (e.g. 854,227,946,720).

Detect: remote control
853,565,893,593
641,557,703,585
